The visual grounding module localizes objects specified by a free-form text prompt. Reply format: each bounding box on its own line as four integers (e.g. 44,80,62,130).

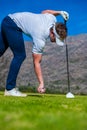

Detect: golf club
64,20,75,98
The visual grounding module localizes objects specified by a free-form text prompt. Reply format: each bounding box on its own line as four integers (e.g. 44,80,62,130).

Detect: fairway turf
0,92,87,130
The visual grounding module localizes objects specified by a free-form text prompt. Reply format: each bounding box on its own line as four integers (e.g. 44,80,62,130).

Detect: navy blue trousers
0,16,26,90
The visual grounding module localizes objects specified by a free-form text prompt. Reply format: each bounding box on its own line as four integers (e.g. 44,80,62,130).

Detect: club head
66,92,75,98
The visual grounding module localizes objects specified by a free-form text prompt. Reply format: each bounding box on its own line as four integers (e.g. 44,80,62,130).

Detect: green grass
0,92,87,130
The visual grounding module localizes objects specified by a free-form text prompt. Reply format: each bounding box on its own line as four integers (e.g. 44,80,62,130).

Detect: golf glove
60,11,69,21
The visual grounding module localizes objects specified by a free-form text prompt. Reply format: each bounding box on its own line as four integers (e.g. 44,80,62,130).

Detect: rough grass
0,92,87,130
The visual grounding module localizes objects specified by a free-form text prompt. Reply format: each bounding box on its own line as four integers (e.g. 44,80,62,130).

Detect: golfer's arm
41,10,61,16
32,53,44,86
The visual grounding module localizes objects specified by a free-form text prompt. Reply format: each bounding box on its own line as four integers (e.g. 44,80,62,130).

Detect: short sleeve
32,38,45,54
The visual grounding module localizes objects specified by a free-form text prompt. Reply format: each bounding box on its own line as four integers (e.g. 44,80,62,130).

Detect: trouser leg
1,16,26,90
6,53,26,90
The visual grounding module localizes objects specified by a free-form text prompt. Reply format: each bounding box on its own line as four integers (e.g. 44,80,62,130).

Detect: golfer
0,10,69,97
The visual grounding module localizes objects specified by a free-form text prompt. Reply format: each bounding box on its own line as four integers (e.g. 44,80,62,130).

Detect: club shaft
64,20,71,92
66,43,70,92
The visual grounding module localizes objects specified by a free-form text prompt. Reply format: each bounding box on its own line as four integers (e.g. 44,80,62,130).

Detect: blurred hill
0,34,87,94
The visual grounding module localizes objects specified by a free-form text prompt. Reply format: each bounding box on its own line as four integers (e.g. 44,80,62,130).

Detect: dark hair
55,22,67,40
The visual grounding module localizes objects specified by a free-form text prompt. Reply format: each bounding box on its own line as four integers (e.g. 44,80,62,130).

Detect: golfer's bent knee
17,53,26,62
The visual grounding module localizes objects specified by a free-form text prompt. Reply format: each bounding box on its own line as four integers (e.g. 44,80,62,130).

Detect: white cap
53,25,64,46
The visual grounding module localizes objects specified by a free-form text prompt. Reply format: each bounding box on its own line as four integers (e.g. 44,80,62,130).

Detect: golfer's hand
60,11,69,21
37,85,46,94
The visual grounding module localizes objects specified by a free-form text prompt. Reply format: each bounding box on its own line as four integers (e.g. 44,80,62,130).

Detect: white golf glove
60,11,69,21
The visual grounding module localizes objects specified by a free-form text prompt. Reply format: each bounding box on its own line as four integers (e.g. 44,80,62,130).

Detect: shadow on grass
27,93,44,97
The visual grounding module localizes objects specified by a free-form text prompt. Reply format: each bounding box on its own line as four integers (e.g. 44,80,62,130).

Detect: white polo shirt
8,12,57,54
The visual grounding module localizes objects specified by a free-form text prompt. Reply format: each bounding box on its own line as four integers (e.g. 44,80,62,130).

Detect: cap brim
56,37,64,46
